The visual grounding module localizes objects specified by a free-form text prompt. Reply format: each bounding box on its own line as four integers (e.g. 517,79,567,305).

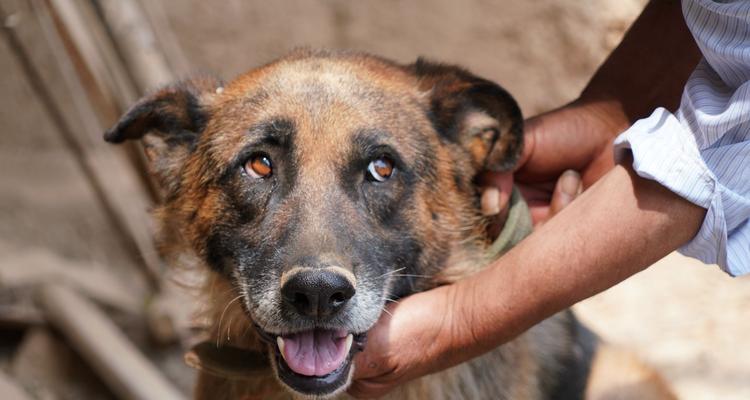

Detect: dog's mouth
255,325,368,395
277,329,352,376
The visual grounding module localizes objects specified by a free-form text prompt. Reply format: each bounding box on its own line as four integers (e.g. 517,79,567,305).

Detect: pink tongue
281,329,349,376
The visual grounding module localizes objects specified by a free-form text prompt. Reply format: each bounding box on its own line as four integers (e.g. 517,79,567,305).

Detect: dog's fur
105,50,676,400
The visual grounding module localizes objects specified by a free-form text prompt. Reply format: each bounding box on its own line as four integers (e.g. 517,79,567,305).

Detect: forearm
518,1,701,185
435,1,703,371
581,0,700,119
351,4,707,396
434,159,705,370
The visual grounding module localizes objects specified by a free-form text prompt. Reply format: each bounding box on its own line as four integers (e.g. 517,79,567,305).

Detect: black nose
281,269,355,318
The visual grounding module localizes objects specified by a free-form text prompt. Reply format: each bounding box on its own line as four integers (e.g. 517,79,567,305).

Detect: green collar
484,186,533,261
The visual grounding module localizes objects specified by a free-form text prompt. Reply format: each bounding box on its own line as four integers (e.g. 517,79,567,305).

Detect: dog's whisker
390,273,433,278
216,294,243,347
226,315,235,342
375,267,406,279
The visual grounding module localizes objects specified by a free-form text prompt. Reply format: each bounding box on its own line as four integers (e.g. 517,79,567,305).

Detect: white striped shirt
613,0,750,276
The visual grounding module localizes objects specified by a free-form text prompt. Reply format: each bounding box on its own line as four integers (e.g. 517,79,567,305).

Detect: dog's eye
244,153,273,179
366,156,394,182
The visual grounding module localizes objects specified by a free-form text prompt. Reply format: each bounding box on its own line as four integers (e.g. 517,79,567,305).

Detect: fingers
517,171,581,226
349,303,402,398
547,170,582,220
348,379,393,399
514,108,591,181
516,182,555,225
527,203,552,226
478,172,514,238
352,341,389,381
478,172,513,216
515,102,622,184
480,187,506,216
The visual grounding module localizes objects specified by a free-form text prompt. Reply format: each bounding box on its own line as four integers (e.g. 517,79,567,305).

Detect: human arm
349,157,705,397
349,1,707,396
517,0,700,224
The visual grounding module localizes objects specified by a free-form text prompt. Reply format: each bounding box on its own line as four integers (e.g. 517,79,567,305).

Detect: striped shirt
613,0,750,276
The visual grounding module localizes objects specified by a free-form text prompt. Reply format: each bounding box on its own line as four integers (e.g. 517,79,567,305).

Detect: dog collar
185,341,271,380
484,185,533,261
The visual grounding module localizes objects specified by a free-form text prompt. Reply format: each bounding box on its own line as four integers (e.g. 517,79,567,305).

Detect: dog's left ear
407,59,523,172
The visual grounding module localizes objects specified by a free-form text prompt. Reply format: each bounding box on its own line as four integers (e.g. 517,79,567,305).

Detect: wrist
413,283,473,377
565,97,630,143
427,277,500,372
519,98,628,185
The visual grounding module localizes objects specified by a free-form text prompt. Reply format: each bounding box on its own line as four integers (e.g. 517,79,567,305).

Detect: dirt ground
575,254,750,400
1,0,748,398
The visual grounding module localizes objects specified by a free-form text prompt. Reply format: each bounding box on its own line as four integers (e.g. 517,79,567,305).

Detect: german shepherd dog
105,50,675,399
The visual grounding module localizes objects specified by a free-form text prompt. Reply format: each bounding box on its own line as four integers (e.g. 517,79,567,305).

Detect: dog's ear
407,59,523,172
104,76,222,191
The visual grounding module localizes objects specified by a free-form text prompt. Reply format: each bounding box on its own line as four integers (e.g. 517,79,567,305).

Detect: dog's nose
281,269,355,318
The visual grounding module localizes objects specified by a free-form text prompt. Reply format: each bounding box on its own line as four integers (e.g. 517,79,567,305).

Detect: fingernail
481,188,501,216
559,170,581,196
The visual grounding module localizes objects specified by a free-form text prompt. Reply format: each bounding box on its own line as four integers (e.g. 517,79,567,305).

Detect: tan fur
108,50,675,400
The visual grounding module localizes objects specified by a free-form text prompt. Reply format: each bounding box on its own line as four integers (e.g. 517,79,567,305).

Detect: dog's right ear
104,76,222,191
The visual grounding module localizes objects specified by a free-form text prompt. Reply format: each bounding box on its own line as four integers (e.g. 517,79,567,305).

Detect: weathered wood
12,328,116,400
135,0,190,77
38,285,186,400
47,0,139,110
45,0,162,200
33,0,201,341
0,0,163,288
96,0,174,92
0,370,33,400
0,249,143,314
0,304,45,330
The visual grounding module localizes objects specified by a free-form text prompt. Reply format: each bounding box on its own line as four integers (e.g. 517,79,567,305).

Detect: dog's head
105,50,522,397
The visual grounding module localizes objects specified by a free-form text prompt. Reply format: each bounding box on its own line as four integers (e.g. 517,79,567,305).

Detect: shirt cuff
613,108,731,274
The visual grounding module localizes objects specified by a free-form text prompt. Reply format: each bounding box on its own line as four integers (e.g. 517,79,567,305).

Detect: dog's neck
431,186,532,285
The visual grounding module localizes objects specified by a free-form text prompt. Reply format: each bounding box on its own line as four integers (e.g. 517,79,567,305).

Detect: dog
105,49,675,399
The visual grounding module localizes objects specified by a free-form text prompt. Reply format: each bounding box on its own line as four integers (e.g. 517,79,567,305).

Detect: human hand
478,99,626,226
348,1,700,394
348,103,614,398
348,284,461,398
509,100,627,224
348,101,625,398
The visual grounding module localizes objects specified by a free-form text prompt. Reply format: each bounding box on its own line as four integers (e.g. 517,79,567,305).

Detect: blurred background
0,0,748,399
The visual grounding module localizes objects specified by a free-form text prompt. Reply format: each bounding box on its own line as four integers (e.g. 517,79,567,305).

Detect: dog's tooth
345,333,353,353
277,336,285,358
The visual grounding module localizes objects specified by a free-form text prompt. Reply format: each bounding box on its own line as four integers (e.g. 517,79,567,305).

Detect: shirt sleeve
612,0,750,277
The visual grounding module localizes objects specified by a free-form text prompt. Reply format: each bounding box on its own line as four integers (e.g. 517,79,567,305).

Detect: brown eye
367,156,394,182
244,154,272,179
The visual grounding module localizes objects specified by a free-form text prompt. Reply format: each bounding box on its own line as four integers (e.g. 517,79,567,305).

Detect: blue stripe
613,0,750,276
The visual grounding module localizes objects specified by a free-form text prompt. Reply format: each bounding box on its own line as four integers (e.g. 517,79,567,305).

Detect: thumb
478,172,514,216
547,170,582,218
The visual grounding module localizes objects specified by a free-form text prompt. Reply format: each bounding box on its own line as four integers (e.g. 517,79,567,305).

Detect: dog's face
105,50,522,397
